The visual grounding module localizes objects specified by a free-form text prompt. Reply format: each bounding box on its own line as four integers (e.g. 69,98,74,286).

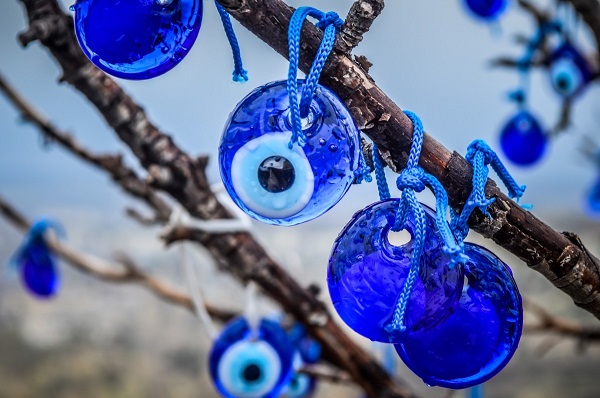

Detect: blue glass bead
327,199,464,343
586,176,600,215
287,324,321,364
499,110,547,166
464,0,507,20
219,80,361,226
280,354,317,398
16,235,59,298
209,317,295,398
394,243,522,389
72,0,203,80
549,41,593,99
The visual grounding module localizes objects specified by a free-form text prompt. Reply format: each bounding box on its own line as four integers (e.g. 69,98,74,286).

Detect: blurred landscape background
1,0,600,397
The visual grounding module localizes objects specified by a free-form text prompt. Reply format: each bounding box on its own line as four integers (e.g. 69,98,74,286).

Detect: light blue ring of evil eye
231,132,314,219
218,340,282,398
550,57,585,98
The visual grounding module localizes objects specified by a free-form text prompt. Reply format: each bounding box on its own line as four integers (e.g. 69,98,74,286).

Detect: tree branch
524,299,600,342
14,1,413,396
339,0,385,54
215,0,600,319
0,193,236,322
0,71,172,224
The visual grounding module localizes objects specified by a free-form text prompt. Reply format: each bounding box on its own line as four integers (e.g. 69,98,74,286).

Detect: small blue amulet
72,0,203,79
327,199,464,343
280,354,317,398
549,40,593,99
209,317,295,398
500,110,547,166
394,243,523,389
219,80,361,226
18,236,59,299
464,0,508,20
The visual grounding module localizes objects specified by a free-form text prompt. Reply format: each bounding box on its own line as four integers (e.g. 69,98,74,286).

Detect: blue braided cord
354,147,373,184
372,143,391,200
451,139,526,242
215,1,248,82
287,7,343,147
384,190,427,339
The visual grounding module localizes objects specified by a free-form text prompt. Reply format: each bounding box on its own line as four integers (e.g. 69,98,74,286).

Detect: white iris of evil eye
231,132,314,219
218,340,282,398
550,57,584,98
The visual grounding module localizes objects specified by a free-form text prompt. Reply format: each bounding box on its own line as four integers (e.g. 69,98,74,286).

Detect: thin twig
0,193,235,322
339,0,385,54
524,299,600,342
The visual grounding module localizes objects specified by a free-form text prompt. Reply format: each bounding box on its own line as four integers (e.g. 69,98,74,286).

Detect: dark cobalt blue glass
586,176,600,215
209,317,295,398
394,243,522,389
549,41,593,99
500,111,547,166
72,0,203,80
219,80,361,226
464,0,508,20
13,220,60,298
327,199,464,343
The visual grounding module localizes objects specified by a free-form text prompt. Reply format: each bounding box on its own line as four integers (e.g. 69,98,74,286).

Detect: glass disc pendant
72,0,203,79
327,199,464,343
394,243,522,389
499,110,547,166
209,317,295,398
219,80,361,226
464,0,508,20
549,40,593,99
18,237,59,298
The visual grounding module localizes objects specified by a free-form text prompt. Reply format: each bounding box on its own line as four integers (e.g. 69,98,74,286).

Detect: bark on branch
15,1,413,396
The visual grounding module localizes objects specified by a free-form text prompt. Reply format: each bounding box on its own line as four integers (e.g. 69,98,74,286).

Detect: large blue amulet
394,243,523,389
73,0,203,79
209,317,295,398
219,80,361,226
327,199,464,343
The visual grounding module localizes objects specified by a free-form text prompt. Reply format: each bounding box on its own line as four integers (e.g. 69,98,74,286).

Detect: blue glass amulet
395,243,523,389
72,0,203,79
219,80,361,226
14,225,60,299
549,41,593,99
209,317,295,398
327,199,464,343
280,354,317,398
500,110,547,166
464,0,508,20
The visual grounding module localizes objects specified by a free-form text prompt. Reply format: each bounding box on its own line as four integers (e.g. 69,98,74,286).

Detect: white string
244,281,261,339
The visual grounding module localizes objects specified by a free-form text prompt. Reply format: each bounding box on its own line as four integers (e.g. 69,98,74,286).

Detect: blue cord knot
396,168,426,192
316,11,344,30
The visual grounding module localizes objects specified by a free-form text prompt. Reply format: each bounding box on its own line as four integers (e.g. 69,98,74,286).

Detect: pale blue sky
1,0,599,227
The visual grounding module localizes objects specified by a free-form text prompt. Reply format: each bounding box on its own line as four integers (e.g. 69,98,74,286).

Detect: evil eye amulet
18,237,59,298
549,41,593,99
219,80,361,226
395,243,522,389
72,0,203,79
280,354,317,398
209,317,294,398
327,199,464,343
464,0,508,20
500,111,547,166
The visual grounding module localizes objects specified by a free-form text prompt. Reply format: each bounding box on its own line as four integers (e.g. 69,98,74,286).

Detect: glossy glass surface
219,80,361,226
327,199,464,343
73,0,203,79
549,41,593,99
209,317,294,398
500,110,547,166
18,237,59,298
464,0,507,20
395,243,522,389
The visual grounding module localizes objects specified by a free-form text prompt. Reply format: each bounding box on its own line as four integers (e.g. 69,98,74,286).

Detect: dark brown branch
214,0,600,320
0,193,236,323
339,0,385,54
16,2,412,397
524,299,600,342
0,71,172,223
